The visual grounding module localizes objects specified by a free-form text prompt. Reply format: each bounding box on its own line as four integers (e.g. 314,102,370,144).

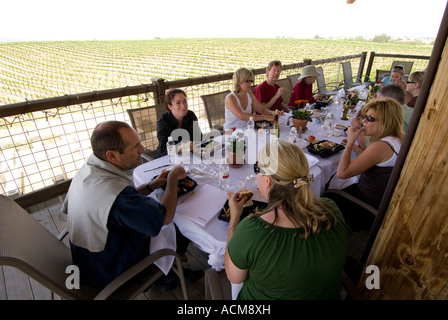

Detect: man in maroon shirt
253,60,290,112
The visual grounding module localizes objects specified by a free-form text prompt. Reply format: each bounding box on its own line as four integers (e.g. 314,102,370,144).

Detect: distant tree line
314,33,434,45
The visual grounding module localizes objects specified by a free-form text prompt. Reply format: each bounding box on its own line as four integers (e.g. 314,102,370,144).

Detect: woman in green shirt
225,139,351,300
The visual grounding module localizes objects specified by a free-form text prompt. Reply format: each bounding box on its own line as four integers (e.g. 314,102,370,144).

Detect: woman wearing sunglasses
224,68,275,131
224,139,351,300
405,71,425,108
336,98,404,229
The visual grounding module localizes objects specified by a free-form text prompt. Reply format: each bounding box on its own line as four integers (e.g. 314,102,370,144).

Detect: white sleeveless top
377,136,401,167
224,92,253,130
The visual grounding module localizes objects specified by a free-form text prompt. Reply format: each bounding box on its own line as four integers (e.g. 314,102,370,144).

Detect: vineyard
0,38,433,200
0,38,434,105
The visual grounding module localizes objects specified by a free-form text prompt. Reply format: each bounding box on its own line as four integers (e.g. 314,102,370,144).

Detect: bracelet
228,225,237,230
146,183,154,193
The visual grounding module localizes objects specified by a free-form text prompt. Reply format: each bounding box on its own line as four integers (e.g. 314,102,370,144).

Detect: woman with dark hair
156,88,202,158
224,139,351,300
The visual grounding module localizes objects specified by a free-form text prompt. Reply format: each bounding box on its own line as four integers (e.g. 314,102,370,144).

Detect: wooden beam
359,32,448,299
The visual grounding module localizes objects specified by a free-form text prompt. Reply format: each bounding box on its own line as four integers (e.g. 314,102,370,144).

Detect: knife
143,164,172,173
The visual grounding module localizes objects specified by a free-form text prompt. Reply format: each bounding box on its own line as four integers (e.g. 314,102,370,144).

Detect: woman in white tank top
335,98,405,228
224,68,276,131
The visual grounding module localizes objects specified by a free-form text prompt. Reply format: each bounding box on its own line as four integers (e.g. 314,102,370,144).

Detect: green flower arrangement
291,109,313,122
226,135,245,153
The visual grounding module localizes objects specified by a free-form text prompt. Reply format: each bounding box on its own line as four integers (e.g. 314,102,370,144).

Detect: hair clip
293,174,314,188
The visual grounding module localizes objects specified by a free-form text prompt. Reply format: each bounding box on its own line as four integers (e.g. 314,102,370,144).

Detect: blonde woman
225,139,351,300
224,68,275,131
336,98,404,229
381,65,406,89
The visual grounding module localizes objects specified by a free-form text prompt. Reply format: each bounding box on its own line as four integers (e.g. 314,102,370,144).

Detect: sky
1,0,446,42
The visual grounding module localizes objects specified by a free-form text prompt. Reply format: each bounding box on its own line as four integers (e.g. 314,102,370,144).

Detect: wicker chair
201,90,230,134
315,67,342,96
127,103,167,162
341,61,375,89
286,73,301,90
204,268,232,300
0,194,189,300
321,188,377,285
391,61,414,76
275,77,293,106
341,61,364,89
376,69,391,82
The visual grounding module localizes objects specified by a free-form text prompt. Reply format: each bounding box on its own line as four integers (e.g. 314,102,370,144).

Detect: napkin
176,184,227,226
305,153,319,168
149,222,176,275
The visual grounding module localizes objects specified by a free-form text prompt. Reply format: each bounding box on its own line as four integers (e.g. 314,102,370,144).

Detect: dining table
132,101,359,295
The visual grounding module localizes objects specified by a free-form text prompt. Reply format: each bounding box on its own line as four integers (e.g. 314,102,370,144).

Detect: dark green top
228,198,351,300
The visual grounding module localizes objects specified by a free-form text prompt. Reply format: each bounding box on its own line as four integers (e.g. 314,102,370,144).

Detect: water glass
180,140,191,163
219,163,230,190
324,123,334,137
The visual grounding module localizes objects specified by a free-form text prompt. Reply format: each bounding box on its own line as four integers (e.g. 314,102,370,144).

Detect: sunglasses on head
395,65,404,69
245,79,254,83
253,162,266,175
361,115,376,122
406,80,415,84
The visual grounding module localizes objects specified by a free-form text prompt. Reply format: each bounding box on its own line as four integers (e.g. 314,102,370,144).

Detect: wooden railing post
151,78,167,104
358,51,368,82
365,51,376,82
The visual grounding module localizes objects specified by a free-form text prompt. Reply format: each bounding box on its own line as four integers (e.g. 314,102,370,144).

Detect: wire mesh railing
0,52,430,207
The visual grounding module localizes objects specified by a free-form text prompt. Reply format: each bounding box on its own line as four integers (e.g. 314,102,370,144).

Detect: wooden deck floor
0,202,210,300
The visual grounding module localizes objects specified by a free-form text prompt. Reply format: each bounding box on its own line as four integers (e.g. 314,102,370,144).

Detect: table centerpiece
341,89,361,120
290,108,313,131
225,128,246,167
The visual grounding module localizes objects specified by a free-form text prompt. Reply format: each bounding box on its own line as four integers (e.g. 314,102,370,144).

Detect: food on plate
222,206,231,218
180,179,195,188
335,124,346,130
308,135,316,143
320,96,333,103
313,141,338,151
193,140,221,156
